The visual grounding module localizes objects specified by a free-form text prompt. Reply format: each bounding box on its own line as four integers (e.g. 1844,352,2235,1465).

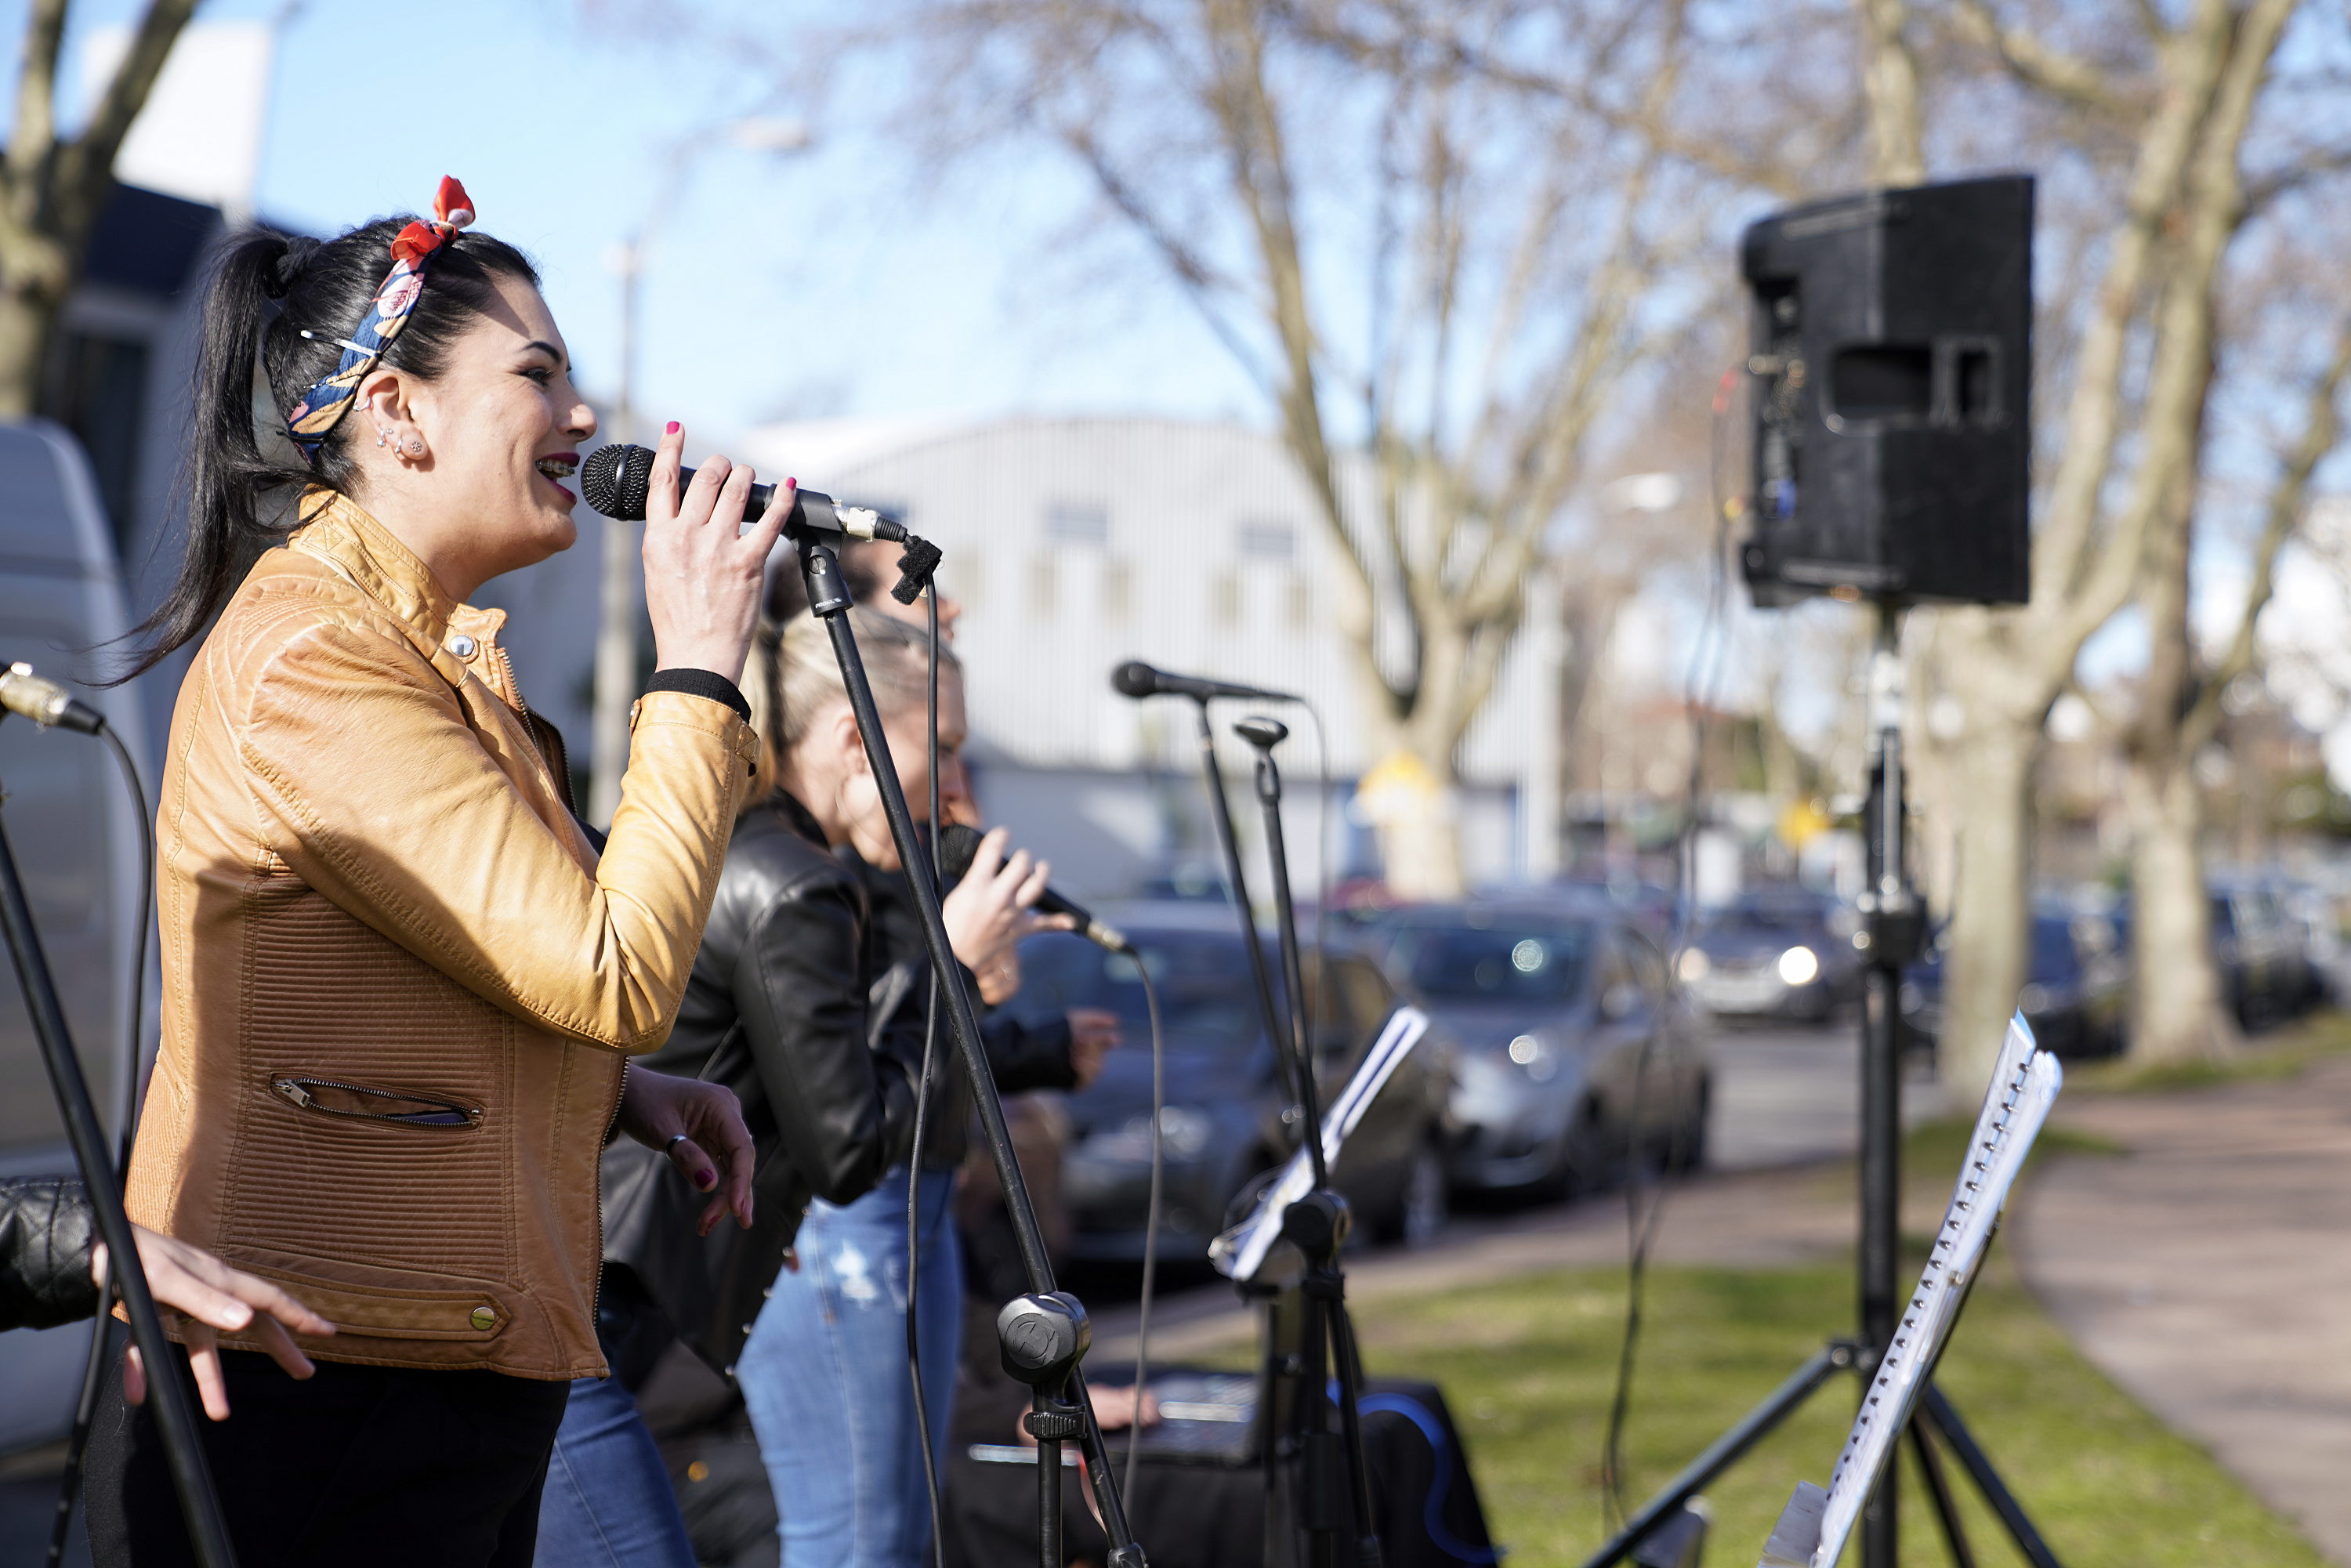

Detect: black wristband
644,668,750,722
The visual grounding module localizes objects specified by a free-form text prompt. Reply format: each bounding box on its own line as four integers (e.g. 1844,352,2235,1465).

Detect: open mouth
535,454,579,483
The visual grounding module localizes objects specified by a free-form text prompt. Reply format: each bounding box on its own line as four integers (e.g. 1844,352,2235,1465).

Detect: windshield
1006,930,1266,1048
1701,903,1824,937
1381,918,1591,1004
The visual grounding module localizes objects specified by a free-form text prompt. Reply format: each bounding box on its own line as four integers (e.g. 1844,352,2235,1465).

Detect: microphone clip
890,537,944,606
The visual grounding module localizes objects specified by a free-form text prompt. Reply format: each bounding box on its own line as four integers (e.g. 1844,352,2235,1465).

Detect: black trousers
84,1345,571,1568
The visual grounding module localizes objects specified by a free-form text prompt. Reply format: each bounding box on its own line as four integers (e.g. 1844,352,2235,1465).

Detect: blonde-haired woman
569,609,1099,1568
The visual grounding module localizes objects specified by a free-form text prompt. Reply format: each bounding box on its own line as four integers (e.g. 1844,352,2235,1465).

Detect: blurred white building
717,415,1557,898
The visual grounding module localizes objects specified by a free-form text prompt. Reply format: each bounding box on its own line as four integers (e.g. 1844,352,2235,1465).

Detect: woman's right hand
641,422,792,686
941,826,1071,978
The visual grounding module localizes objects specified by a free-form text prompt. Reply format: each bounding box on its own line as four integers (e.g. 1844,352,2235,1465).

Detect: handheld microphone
0,662,103,734
579,444,907,542
1111,661,1302,704
936,823,1131,955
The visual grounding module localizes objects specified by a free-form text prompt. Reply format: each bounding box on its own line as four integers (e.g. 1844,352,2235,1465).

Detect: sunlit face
377,271,596,589
842,666,970,870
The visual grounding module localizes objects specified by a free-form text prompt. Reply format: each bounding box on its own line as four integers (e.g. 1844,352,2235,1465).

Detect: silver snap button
447,633,477,658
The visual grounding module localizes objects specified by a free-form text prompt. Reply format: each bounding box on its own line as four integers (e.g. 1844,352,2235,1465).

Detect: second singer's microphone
936,824,1131,954
579,444,906,541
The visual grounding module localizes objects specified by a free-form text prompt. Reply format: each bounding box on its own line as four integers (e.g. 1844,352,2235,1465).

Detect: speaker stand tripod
1581,601,2060,1568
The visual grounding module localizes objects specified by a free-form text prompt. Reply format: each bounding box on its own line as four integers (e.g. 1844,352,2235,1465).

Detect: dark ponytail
119,215,540,679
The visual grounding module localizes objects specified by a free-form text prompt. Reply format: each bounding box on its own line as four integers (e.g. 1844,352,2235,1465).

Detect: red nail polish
665,421,679,435
785,476,796,487
696,1169,715,1188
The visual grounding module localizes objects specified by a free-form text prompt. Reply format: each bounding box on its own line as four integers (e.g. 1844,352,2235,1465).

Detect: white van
0,420,150,1454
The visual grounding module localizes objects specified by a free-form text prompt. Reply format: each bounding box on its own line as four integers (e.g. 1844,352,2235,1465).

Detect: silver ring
665,1133,690,1150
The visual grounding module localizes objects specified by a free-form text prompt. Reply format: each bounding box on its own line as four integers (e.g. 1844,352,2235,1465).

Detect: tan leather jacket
125,492,757,1380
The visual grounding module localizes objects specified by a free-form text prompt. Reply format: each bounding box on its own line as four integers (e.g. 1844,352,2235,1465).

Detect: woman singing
558,608,1109,1568
91,180,777,1567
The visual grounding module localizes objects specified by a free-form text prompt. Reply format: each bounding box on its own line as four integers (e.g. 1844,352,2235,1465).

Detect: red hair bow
389,176,478,266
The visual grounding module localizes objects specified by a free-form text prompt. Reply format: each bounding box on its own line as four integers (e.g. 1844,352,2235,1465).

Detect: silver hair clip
299,328,379,358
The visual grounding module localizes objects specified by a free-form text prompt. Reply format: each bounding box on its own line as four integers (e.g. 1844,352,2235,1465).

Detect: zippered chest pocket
271,1075,484,1129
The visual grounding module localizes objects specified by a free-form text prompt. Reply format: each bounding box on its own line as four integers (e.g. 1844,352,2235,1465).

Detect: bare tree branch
2183,308,2351,751
1947,0,2139,118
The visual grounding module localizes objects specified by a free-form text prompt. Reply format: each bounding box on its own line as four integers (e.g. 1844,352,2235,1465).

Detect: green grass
1183,1251,2324,1566
2066,1008,2351,1095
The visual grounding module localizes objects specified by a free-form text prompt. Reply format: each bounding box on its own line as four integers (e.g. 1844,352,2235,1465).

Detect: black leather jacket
601,793,918,1378
844,846,1079,1174
600,796,1074,1379
0,1177,97,1331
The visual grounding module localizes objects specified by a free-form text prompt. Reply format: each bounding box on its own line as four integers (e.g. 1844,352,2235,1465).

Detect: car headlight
1777,945,1820,985
1677,948,1712,983
1505,1033,1559,1082
1082,1105,1216,1162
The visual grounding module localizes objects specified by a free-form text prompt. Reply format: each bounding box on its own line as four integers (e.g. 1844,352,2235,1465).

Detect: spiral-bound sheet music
1208,1005,1430,1283
1757,1012,2063,1568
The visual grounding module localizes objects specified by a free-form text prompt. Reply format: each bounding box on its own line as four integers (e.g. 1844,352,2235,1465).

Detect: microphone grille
936,823,986,883
580,444,654,520
1111,661,1159,699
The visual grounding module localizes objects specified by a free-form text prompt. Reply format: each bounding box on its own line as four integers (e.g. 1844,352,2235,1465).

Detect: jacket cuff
645,668,750,722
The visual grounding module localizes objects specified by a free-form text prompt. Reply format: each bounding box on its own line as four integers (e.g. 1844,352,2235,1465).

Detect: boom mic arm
579,444,907,542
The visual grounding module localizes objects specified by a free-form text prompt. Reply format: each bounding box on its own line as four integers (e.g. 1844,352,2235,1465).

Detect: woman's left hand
616,1067,756,1237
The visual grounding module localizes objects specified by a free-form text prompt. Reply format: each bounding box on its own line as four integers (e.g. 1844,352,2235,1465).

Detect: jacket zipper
271,1074,483,1128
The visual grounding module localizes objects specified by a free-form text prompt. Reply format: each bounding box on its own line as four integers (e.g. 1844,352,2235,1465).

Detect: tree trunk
1355,733,1468,899
1939,717,2035,1088
0,280,57,419
2123,744,2234,1062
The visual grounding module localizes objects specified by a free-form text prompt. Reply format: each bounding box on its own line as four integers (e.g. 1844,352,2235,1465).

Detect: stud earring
403,436,425,458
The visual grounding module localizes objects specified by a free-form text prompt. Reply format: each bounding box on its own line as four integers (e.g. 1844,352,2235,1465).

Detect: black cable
905,587,948,1568
1598,364,1745,1531
51,723,154,1566
1125,958,1167,1499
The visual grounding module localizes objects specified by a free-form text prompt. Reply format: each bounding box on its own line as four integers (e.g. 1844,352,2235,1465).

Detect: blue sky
19,0,1264,462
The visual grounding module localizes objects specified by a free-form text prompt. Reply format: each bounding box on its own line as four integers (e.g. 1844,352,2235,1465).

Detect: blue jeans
534,1369,697,1568
739,1168,962,1568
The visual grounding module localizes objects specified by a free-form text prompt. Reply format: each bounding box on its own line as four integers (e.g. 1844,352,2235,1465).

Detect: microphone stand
795,537,1146,1568
1178,693,1378,1568
0,728,238,1568
1235,717,1382,1568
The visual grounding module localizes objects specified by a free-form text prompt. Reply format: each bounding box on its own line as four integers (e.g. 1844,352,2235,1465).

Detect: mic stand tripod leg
798,541,1146,1567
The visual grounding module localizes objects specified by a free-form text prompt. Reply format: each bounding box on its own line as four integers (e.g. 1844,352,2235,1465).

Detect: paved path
2014,1053,2351,1566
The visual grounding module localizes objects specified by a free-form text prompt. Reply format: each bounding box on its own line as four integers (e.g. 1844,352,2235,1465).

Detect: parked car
1899,907,2130,1060
1000,904,1455,1262
2207,875,2324,1029
0,422,152,1455
1360,900,1712,1198
1678,887,1864,1023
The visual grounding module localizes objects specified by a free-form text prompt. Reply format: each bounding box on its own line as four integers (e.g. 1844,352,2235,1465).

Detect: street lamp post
588,116,812,826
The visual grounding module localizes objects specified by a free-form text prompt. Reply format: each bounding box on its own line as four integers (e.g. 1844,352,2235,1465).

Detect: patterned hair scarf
284,176,476,459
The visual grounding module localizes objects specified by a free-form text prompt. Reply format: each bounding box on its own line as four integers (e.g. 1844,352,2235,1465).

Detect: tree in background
0,0,196,418
1859,0,2349,1085
825,0,1784,896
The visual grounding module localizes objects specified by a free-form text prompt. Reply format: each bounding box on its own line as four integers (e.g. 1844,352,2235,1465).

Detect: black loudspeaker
1739,175,2033,607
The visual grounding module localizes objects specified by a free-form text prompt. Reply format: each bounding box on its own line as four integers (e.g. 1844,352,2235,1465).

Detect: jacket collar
287,488,472,686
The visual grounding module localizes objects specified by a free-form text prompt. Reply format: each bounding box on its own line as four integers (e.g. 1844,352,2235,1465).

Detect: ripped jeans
737,1168,962,1568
